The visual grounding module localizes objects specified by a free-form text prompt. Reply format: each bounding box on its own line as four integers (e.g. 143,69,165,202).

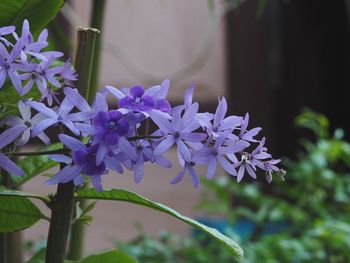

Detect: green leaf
0,195,46,232
76,188,244,259
10,144,62,187
26,248,45,263
0,187,50,204
77,250,136,263
0,83,42,119
0,0,64,35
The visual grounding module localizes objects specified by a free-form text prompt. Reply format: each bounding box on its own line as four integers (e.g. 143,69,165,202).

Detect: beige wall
71,0,227,102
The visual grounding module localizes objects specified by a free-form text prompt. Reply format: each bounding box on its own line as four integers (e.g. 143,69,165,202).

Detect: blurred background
22,0,350,262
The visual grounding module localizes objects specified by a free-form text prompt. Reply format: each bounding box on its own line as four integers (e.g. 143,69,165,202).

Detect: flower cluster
0,21,283,191
0,20,76,104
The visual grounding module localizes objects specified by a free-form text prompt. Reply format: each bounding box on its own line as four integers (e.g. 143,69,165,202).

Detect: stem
88,0,106,104
4,148,69,157
45,28,99,263
68,3,106,259
74,27,100,99
45,180,75,263
0,170,6,263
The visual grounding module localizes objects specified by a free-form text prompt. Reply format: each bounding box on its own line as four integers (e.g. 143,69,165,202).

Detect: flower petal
0,153,24,176
0,125,27,148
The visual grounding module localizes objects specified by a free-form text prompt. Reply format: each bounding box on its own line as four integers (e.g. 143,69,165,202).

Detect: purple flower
0,25,15,46
204,97,242,138
91,110,129,164
170,151,204,188
20,56,62,96
239,113,262,142
46,134,107,191
0,125,27,176
0,39,26,93
2,100,49,145
26,98,93,137
234,138,271,182
152,102,207,162
14,20,62,62
118,138,172,183
196,135,241,179
119,86,155,112
261,159,281,183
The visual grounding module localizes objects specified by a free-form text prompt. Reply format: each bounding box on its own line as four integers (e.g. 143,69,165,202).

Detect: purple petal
214,97,227,127
134,153,144,183
246,164,257,179
96,144,108,165
32,118,57,137
207,158,217,179
181,132,207,142
217,155,237,176
64,87,91,112
170,169,185,185
91,176,103,192
130,86,144,98
0,125,27,148
8,69,22,93
150,111,173,133
93,92,108,112
17,128,30,146
103,85,126,100
0,69,6,88
118,96,133,109
67,111,94,122
118,137,137,160
154,155,172,168
18,100,31,120
58,134,86,151
188,166,199,188
37,132,50,145
58,98,74,116
0,153,24,176
48,154,72,164
221,116,242,130
237,165,245,182
3,116,23,126
155,99,171,112
184,84,195,110
25,100,57,118
62,120,80,136
153,136,175,156
75,123,95,135
176,139,191,162
180,102,199,131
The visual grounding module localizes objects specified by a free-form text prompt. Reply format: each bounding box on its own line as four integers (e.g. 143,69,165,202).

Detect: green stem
88,0,106,104
0,170,6,263
45,28,99,263
67,2,106,259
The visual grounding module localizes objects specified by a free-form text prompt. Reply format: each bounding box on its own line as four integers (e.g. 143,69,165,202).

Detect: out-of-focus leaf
0,195,46,232
76,188,244,259
0,83,42,119
10,143,62,187
0,0,64,35
77,250,136,263
26,248,45,263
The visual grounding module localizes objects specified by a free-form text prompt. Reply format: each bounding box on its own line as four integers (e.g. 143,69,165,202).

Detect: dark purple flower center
213,127,218,132
189,161,196,166
57,116,63,121
174,131,180,139
24,120,32,127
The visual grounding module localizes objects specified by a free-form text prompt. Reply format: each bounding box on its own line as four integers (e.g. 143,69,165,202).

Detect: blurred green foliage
117,109,350,262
